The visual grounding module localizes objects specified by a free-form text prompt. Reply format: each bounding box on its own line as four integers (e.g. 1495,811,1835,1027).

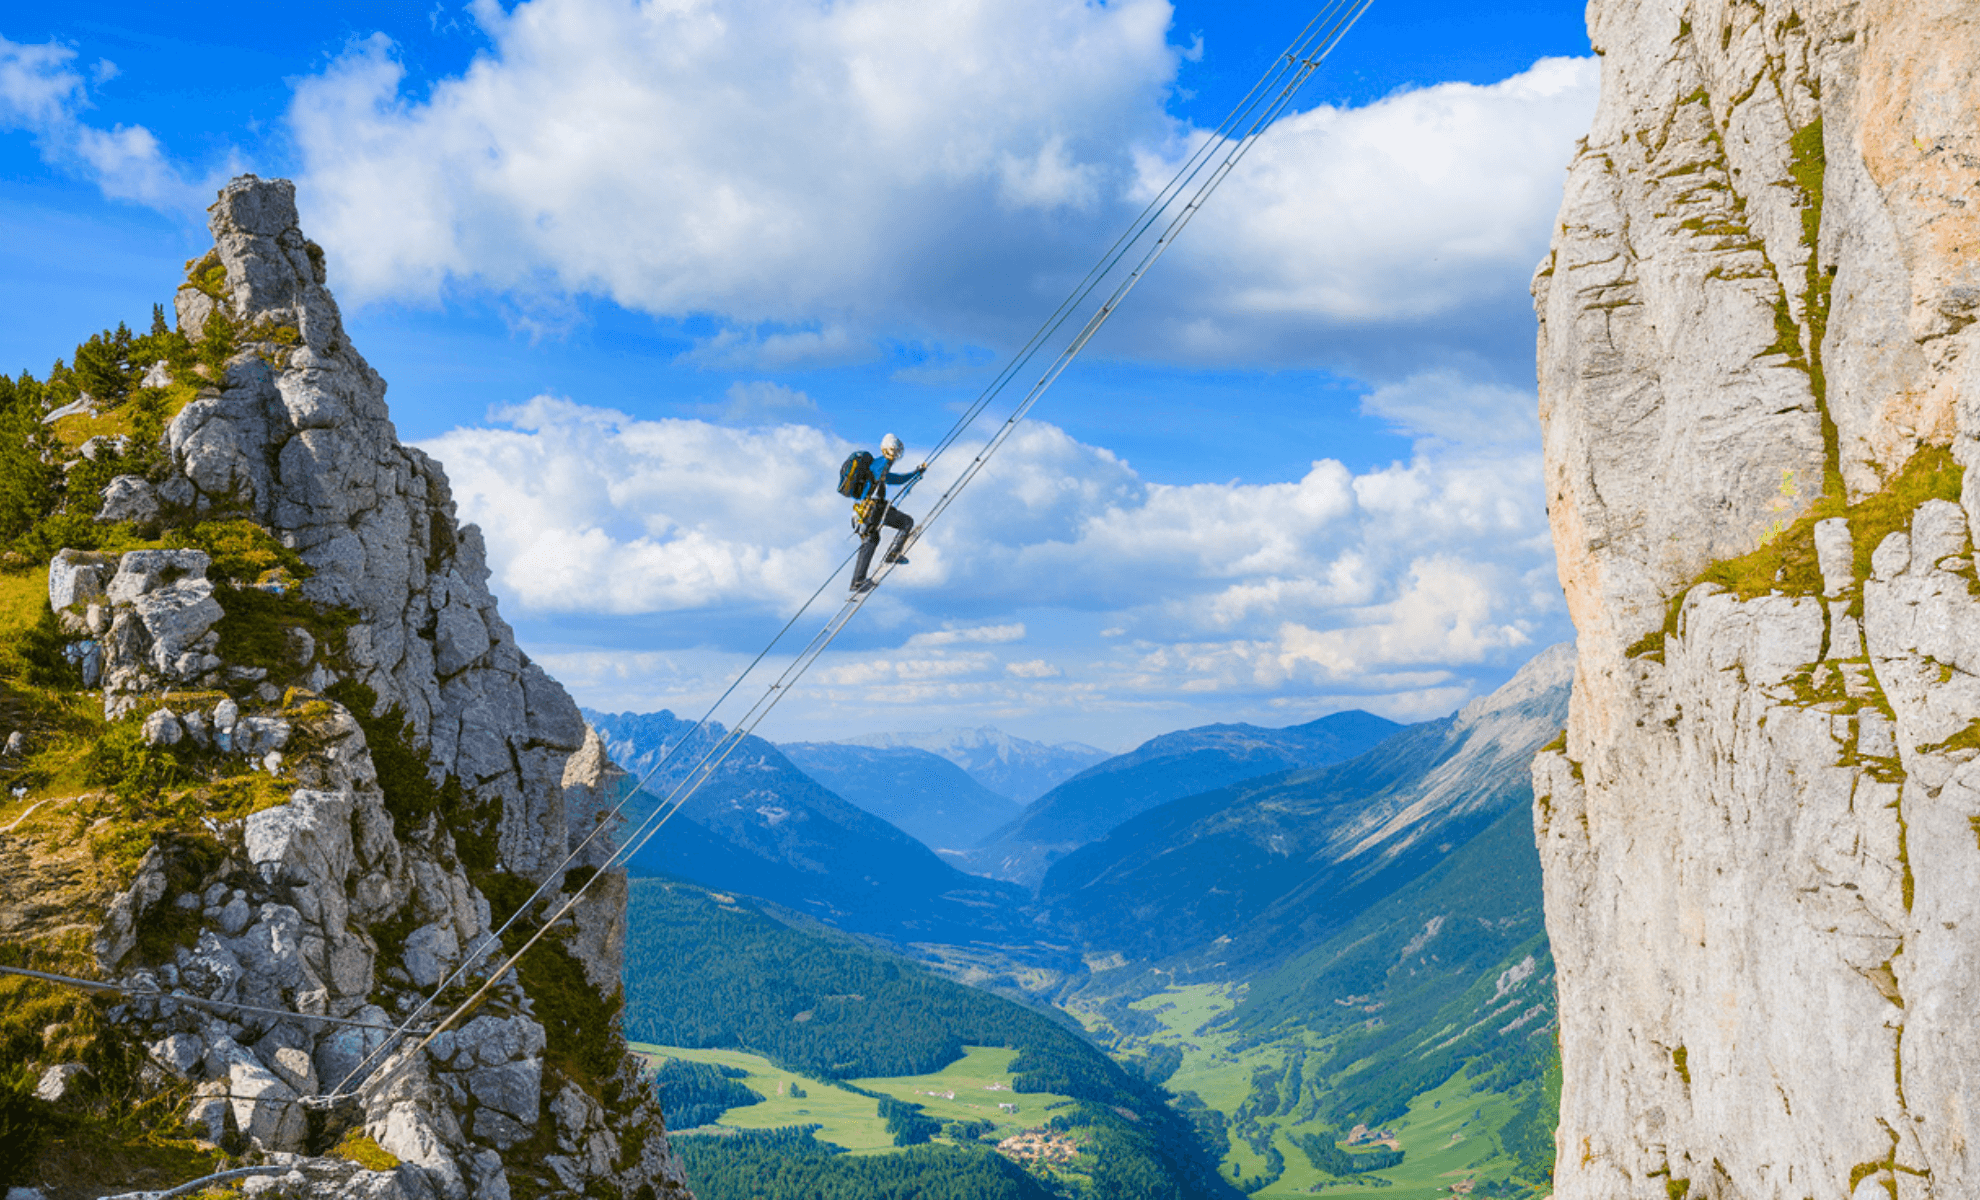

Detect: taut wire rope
322,0,1373,1106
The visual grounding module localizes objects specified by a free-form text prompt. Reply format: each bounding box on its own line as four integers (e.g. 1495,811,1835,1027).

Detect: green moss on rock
1630,446,1963,659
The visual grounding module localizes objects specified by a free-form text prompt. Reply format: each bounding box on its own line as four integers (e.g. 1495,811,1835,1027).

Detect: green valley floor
1070,983,1543,1199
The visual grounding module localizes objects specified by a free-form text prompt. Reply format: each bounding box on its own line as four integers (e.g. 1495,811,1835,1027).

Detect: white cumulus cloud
418,381,1563,717
289,0,1178,344
1128,56,1599,364
0,35,216,208
284,0,1596,369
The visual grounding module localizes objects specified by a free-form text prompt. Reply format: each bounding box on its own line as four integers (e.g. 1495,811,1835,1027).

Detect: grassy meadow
630,1042,1080,1157
1068,983,1539,1199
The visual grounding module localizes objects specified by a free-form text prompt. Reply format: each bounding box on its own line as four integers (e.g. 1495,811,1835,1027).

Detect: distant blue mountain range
834,726,1109,804
953,709,1407,887
776,741,1020,850
1038,643,1574,970
581,709,1043,949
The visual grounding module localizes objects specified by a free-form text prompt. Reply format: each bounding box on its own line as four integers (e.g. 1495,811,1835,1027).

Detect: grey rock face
70,175,690,1198
1536,2,1980,1197
169,181,589,883
94,548,224,717
149,1032,204,1076
141,708,184,747
401,923,459,989
466,1058,542,1124
97,475,160,524
48,548,116,612
106,549,211,606
184,1086,236,1146
95,844,169,972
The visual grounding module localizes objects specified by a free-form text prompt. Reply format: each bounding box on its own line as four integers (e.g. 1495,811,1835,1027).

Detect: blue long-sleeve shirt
859,458,923,503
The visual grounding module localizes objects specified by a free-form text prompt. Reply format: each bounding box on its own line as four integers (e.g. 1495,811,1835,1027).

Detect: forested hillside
585,708,1044,946
1040,646,1569,970
1234,803,1558,1166
623,878,1242,1200
1067,802,1558,1198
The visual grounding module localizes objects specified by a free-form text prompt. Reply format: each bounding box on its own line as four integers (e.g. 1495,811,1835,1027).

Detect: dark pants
853,505,914,585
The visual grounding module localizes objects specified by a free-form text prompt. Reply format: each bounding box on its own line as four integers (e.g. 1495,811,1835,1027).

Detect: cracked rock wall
86,175,692,1200
1534,1,1980,1198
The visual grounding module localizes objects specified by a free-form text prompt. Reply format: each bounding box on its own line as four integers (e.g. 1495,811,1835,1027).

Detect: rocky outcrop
65,176,690,1199
167,176,585,886
1534,2,1980,1198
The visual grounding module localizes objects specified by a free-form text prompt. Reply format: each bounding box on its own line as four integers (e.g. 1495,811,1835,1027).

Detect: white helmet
880,433,905,460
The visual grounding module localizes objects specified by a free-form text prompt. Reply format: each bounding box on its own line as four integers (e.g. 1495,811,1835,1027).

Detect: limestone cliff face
1534,2,1980,1198
54,176,690,1199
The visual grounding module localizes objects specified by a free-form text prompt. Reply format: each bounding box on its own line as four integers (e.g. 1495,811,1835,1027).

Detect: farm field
630,1042,894,1152
630,1042,1079,1157
852,1044,1079,1133
1075,983,1534,1198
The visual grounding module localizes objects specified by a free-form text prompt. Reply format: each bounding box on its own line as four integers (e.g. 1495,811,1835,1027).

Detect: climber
839,433,925,595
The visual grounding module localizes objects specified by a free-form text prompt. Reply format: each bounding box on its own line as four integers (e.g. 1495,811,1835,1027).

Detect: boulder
106,549,211,606
181,708,212,747
452,1014,546,1068
216,893,253,936
128,584,223,674
97,475,161,524
227,1053,303,1151
464,1058,541,1124
148,1032,204,1076
185,1085,239,1146
401,923,459,990
48,549,116,612
245,790,353,889
141,708,185,747
264,1043,318,1095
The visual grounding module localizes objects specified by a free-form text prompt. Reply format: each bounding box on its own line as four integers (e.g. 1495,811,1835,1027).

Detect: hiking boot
849,579,876,596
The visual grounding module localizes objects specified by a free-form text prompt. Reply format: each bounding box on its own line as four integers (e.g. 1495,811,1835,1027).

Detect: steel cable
324,0,1373,1104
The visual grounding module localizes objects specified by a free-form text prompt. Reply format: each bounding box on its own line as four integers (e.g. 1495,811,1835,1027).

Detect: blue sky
0,0,1593,750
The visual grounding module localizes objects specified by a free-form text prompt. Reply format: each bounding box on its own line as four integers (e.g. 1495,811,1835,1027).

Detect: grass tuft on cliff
1630,445,1962,660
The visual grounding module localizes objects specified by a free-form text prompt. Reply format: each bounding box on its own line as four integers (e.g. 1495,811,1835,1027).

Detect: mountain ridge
777,740,1021,850
838,726,1108,804
584,708,1042,948
1039,644,1572,973
957,708,1406,888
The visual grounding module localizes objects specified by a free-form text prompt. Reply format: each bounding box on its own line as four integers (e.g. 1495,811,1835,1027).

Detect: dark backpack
837,451,875,498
